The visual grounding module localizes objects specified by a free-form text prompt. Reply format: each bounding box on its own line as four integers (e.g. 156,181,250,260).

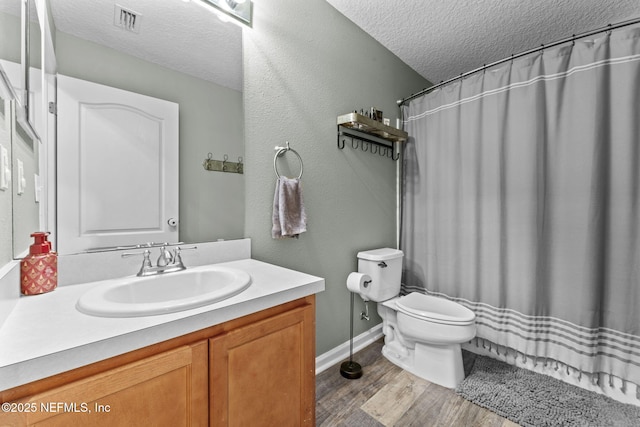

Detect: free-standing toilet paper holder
340,278,372,379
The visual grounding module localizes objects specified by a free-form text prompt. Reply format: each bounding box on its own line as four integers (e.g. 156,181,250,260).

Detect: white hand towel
272,177,307,239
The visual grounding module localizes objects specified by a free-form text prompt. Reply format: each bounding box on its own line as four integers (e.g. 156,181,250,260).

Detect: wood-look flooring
316,339,519,427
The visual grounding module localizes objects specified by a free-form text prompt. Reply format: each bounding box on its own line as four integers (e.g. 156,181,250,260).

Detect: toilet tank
357,248,403,302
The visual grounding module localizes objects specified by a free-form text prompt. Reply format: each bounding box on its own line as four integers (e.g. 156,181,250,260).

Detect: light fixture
199,0,252,27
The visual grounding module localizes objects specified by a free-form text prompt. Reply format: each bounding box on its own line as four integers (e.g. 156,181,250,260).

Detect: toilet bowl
391,292,475,388
396,292,475,344
353,248,476,389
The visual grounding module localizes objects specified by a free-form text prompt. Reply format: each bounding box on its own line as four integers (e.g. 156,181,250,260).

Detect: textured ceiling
327,0,640,86
14,1,640,94
49,0,243,91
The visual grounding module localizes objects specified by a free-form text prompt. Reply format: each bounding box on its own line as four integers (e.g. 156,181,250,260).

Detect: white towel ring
274,141,303,179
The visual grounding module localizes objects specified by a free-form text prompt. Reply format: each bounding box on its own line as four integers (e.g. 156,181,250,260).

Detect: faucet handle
175,245,198,253
173,246,197,267
122,249,152,275
122,249,151,263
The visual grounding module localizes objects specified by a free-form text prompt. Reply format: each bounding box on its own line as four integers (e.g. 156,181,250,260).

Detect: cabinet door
2,342,208,427
210,303,315,426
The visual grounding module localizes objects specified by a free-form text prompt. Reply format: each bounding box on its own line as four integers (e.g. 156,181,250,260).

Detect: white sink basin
77,265,251,317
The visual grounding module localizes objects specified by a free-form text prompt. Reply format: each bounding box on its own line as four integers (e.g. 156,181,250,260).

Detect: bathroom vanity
0,240,324,426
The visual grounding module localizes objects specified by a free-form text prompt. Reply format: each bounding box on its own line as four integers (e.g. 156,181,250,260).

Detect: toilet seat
395,292,475,325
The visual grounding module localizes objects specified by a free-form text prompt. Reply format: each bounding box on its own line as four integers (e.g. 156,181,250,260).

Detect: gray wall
55,31,245,244
243,0,430,355
0,11,21,63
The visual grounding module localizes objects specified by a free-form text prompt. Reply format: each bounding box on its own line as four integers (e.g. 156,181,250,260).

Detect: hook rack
336,113,407,161
338,129,400,161
203,153,244,174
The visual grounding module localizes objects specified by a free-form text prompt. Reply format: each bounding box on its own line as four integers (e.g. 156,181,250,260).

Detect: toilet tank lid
357,248,404,261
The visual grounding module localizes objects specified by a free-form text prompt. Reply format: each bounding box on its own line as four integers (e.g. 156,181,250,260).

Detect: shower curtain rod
397,16,640,106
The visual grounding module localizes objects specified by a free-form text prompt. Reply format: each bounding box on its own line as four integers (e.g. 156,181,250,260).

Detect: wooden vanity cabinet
0,342,209,427
210,301,315,426
0,296,316,427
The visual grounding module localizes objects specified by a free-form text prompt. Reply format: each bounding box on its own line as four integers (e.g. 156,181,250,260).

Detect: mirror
11,98,40,257
0,0,44,259
0,63,41,260
0,1,20,266
0,72,13,266
52,0,245,254
1,0,246,259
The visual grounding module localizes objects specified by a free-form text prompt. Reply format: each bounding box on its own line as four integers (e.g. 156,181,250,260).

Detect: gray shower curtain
401,27,640,390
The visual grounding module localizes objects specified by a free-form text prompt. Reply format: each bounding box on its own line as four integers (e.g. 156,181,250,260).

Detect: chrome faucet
122,246,197,276
157,246,174,267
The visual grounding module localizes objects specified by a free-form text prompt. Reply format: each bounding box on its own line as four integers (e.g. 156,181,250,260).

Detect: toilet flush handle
378,261,387,268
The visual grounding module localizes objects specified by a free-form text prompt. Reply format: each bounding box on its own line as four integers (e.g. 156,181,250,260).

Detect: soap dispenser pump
20,232,58,295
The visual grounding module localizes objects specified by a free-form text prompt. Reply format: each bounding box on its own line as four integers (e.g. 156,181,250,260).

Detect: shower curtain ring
351,138,359,149
337,138,345,149
371,144,378,154
379,146,387,157
362,141,369,152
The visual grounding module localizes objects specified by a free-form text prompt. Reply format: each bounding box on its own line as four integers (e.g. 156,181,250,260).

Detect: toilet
355,248,476,388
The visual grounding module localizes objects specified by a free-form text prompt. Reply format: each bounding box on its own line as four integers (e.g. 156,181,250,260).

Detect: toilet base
382,341,465,389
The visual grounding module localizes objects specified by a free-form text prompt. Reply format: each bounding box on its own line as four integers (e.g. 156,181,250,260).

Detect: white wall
243,0,430,354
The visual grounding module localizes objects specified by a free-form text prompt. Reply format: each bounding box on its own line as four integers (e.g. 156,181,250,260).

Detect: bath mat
456,354,640,427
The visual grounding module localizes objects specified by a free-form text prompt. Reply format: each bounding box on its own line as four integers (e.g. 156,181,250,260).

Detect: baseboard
315,323,384,375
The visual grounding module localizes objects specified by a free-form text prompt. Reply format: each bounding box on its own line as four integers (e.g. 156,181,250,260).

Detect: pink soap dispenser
20,232,58,295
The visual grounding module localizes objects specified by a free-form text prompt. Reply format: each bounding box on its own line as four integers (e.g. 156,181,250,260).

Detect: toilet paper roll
346,272,372,297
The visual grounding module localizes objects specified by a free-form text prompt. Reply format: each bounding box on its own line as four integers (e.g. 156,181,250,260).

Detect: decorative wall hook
203,152,244,174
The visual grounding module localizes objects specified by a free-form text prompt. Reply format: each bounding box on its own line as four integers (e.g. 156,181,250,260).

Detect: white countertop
0,258,325,391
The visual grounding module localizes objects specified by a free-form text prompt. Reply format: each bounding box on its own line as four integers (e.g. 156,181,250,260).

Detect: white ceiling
49,0,243,91
327,0,640,86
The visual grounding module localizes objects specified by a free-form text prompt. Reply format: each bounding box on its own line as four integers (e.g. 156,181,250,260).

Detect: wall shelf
337,113,408,143
336,113,407,161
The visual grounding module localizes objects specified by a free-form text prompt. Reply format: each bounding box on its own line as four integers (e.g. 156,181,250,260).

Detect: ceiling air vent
114,4,141,33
